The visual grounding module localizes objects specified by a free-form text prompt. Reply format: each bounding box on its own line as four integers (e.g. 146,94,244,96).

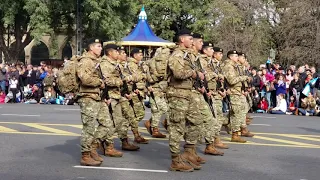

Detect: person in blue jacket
275,74,287,106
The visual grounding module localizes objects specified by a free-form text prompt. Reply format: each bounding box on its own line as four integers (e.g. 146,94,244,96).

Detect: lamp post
76,0,83,55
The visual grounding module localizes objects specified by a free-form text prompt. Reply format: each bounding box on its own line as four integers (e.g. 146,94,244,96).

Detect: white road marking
74,166,168,173
1,114,40,117
250,124,272,126
54,108,80,111
251,116,277,119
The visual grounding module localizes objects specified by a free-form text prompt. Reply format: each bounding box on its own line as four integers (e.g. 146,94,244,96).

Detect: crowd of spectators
0,60,74,105
250,62,320,116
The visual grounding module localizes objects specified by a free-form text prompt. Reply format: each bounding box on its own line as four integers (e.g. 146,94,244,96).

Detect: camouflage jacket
222,59,248,95
76,52,103,101
127,58,147,90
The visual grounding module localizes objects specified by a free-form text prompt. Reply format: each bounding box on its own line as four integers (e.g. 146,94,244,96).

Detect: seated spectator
295,92,316,116
40,87,56,104
25,84,42,104
275,74,286,106
0,90,5,103
286,96,297,115
257,96,268,113
269,93,287,114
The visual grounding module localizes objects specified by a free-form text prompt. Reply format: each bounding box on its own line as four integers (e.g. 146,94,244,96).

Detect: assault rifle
184,53,215,115
146,81,158,109
115,64,137,118
126,63,145,110
96,63,115,127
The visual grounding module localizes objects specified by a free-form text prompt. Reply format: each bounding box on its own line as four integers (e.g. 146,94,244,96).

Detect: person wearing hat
207,46,230,148
221,50,251,143
115,46,141,151
126,48,149,144
199,42,227,154
166,29,205,172
76,38,113,166
191,34,224,157
237,53,254,137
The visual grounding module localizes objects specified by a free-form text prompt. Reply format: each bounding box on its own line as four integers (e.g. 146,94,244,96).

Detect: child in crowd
295,92,316,116
0,90,5,104
275,74,286,106
286,96,297,115
269,93,287,114
40,87,56,104
257,97,268,113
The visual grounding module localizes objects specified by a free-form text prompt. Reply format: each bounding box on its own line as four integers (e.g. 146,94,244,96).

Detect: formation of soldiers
74,29,255,172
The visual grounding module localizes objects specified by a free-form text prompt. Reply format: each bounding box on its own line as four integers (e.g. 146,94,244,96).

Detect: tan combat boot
241,127,254,137
152,127,166,138
121,138,140,151
181,144,202,170
80,152,102,166
144,119,152,135
161,119,168,131
191,146,206,164
105,143,123,157
204,144,224,156
231,131,247,143
91,142,104,162
246,118,252,125
132,129,149,144
214,137,229,149
170,154,194,172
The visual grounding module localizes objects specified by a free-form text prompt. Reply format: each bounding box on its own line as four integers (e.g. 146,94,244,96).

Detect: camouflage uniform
76,53,114,153
167,47,202,155
222,58,248,139
126,58,148,143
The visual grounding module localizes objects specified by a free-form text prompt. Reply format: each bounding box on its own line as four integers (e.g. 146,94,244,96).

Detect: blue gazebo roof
104,6,175,47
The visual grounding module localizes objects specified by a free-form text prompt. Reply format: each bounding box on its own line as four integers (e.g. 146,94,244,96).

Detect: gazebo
104,6,175,58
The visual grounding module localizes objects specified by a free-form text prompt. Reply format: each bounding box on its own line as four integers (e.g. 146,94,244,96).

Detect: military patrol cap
104,44,119,51
177,29,193,37
130,48,143,57
227,50,238,57
85,38,102,48
202,42,213,48
238,52,246,57
213,47,223,53
192,33,204,39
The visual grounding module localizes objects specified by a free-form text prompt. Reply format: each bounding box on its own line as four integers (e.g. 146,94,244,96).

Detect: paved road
0,104,319,180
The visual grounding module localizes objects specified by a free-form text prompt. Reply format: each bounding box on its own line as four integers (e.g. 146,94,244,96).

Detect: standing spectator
251,67,261,92
8,75,19,103
310,66,318,78
23,64,37,88
298,66,307,82
289,73,303,107
0,63,6,92
286,69,294,104
275,74,286,106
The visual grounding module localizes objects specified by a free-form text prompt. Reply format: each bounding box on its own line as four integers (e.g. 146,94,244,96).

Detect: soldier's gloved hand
147,86,153,92
207,91,212,97
125,94,132,100
198,87,205,94
134,89,140,94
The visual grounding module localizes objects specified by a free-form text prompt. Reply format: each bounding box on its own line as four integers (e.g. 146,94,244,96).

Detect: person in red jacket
257,97,268,113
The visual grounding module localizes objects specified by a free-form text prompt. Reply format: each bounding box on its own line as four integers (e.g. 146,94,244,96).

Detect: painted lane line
21,123,78,135
253,135,318,147
73,166,168,173
0,125,17,132
1,114,40,117
250,124,271,126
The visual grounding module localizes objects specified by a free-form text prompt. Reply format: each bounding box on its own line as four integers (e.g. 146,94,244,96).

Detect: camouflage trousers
229,94,247,132
241,95,249,128
130,93,145,131
118,98,136,139
213,99,228,137
167,88,202,154
109,98,127,139
150,91,169,128
78,97,114,153
199,95,217,144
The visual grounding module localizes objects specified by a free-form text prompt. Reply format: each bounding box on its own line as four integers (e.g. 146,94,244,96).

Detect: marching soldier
221,50,250,143
117,46,140,151
237,53,254,137
77,38,113,166
203,44,229,149
100,44,140,157
193,39,224,156
166,29,204,172
144,46,170,138
127,48,149,144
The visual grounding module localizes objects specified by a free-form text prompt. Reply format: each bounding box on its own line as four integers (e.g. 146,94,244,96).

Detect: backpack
57,56,82,94
149,45,175,82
